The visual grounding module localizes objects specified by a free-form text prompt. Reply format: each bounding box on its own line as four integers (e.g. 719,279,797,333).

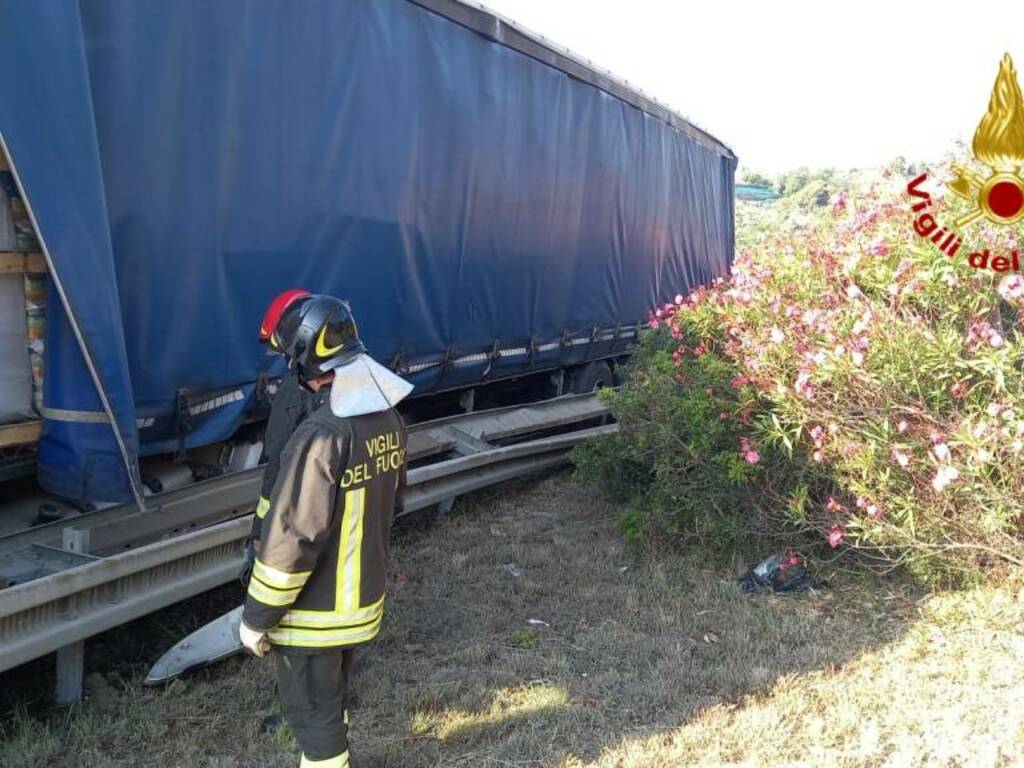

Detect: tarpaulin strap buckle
482,341,501,379
440,345,456,373
609,323,622,351
559,329,572,349
253,374,271,413
174,389,192,460
526,335,539,364
389,349,409,376
583,325,600,361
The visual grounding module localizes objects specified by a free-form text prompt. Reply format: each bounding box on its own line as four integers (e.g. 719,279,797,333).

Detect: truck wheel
572,361,613,393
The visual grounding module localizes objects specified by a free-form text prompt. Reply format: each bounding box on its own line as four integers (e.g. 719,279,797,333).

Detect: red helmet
260,289,311,350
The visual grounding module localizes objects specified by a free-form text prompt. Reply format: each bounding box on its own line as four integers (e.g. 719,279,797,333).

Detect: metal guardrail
0,391,608,560
0,394,616,684
0,518,248,673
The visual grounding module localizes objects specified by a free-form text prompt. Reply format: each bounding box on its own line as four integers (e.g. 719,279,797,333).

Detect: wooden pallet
0,420,41,448
0,252,45,274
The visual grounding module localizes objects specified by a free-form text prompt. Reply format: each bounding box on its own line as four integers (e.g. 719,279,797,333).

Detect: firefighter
240,289,325,585
239,294,411,768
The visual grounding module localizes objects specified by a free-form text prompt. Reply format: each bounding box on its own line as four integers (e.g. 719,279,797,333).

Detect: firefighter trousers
274,648,355,767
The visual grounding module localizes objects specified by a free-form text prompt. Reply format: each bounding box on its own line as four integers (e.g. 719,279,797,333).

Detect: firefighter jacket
253,373,326,537
242,403,407,650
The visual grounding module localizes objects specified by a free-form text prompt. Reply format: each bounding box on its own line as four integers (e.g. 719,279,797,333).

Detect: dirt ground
2,471,1024,767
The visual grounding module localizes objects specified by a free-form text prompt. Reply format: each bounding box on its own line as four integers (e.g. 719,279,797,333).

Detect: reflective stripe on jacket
243,404,407,650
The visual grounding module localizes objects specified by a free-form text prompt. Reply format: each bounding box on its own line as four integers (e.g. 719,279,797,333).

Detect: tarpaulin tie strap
440,345,456,373
481,341,501,379
175,389,192,460
388,349,409,376
608,324,622,352
526,335,539,365
254,374,272,412
583,325,601,362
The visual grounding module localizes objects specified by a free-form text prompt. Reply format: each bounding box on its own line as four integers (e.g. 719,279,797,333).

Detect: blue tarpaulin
0,0,735,504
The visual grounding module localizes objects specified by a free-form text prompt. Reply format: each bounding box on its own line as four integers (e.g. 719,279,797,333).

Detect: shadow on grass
0,471,925,768
352,471,922,767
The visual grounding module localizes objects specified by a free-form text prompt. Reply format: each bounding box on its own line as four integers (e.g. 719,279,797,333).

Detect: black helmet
272,294,366,382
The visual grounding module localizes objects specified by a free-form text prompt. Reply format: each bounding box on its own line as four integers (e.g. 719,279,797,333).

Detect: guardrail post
56,527,90,704
56,640,84,705
551,370,565,397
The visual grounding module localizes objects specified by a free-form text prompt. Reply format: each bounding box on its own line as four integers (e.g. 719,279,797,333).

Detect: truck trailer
0,0,736,508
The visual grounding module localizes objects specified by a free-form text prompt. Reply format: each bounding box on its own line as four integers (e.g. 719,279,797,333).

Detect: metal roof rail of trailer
408,0,737,161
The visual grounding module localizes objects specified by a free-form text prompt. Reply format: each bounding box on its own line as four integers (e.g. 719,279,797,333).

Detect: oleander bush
575,162,1024,582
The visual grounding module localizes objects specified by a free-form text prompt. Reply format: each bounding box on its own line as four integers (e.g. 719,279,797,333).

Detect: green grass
2,473,1022,767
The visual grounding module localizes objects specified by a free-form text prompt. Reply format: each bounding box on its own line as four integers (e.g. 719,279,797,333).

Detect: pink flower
932,443,951,462
851,350,864,366
810,425,825,441
998,275,1024,302
812,449,824,462
770,327,785,344
795,371,814,399
743,450,761,465
674,293,684,304
827,525,845,549
897,419,908,433
891,448,910,467
968,321,1004,351
950,380,968,399
826,496,845,512
865,504,882,519
931,465,959,492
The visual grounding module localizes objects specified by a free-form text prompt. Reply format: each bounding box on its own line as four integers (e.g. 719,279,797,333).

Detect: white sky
480,0,1024,175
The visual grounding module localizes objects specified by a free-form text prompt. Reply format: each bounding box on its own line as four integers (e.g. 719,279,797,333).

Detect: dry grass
2,471,1023,767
